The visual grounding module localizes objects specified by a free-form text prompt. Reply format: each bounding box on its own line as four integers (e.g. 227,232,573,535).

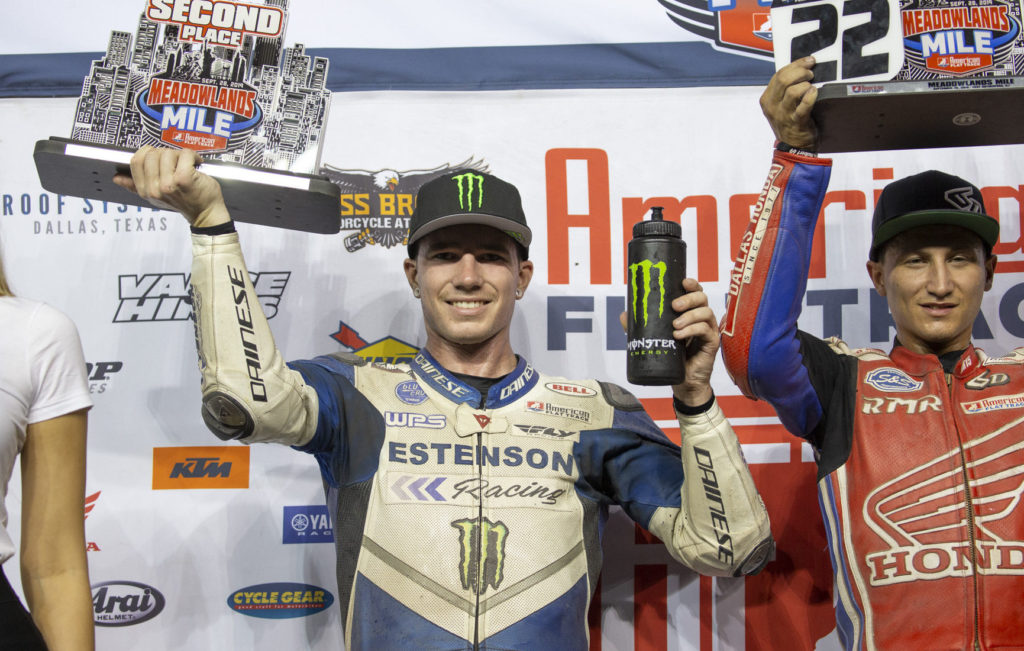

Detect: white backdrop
2,2,1024,650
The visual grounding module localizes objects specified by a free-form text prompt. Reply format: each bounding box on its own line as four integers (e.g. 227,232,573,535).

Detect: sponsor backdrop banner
2,2,1024,651
4,89,1023,651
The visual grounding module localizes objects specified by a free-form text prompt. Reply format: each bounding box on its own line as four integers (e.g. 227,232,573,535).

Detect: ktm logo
863,423,1024,585
152,446,250,489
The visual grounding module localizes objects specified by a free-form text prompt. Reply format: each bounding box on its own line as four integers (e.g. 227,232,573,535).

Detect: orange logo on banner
152,446,250,490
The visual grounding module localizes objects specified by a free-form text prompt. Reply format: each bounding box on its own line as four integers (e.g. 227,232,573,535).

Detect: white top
0,297,92,565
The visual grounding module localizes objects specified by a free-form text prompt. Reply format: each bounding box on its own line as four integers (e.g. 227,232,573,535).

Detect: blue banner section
0,42,772,98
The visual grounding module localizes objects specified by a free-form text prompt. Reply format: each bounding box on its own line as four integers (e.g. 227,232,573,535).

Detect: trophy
770,0,1024,152
33,0,340,233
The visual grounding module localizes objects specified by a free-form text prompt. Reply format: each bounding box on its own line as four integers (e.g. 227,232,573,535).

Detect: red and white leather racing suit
720,150,1024,651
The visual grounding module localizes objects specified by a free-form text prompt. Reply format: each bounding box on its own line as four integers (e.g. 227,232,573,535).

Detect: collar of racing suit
890,340,975,377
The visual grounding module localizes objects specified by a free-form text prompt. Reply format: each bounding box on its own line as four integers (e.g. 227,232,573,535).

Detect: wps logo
153,446,249,489
629,259,667,326
452,517,509,595
863,424,1024,586
384,411,447,429
452,172,485,211
115,272,289,322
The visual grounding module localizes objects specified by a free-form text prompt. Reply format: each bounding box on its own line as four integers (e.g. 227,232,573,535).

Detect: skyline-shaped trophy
34,0,340,233
770,0,1024,153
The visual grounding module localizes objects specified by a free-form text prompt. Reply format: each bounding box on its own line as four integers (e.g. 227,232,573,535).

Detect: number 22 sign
771,0,904,82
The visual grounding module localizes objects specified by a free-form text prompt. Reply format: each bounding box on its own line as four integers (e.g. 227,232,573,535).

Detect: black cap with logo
870,170,999,261
406,170,532,258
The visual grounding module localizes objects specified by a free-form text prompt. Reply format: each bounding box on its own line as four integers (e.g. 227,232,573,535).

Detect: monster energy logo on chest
452,517,508,595
452,172,484,210
629,259,667,326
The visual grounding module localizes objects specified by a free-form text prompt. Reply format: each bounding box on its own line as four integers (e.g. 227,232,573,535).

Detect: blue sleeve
287,356,385,489
574,406,683,528
721,152,834,439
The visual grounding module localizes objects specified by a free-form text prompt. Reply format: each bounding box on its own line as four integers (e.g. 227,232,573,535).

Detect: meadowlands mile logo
452,517,509,595
629,259,668,326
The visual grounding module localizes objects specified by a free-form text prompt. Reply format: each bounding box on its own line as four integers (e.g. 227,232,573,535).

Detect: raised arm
613,280,773,576
719,60,833,438
113,148,319,446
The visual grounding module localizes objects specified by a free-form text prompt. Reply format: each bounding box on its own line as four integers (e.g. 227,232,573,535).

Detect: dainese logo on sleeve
153,446,250,489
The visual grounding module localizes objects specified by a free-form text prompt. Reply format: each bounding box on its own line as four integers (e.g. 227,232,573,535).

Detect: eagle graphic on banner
320,158,489,251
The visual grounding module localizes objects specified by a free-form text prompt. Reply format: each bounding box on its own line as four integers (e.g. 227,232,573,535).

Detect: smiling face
404,224,533,365
867,225,996,356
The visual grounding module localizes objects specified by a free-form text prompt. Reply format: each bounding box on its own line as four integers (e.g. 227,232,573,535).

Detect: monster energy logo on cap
452,517,509,595
629,259,667,326
452,172,484,211
406,169,533,257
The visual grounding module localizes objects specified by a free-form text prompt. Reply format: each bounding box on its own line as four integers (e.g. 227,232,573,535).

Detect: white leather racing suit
189,228,773,650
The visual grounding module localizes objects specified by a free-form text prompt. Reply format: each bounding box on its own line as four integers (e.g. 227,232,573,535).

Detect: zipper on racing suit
947,371,982,651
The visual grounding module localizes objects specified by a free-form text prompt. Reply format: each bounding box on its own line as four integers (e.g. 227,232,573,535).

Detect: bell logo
153,446,249,489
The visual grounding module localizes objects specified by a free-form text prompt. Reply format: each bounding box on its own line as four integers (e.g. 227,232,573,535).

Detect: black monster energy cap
406,170,532,258
869,170,999,261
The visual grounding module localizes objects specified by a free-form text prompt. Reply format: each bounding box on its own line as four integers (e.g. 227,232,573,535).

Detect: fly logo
863,425,1024,585
153,446,249,489
115,272,289,322
385,412,447,429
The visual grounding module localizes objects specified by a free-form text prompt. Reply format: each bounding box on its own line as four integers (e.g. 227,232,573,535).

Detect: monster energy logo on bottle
452,517,509,595
629,259,667,326
452,172,484,211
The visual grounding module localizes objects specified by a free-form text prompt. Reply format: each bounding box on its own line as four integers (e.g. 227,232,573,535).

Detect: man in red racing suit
720,58,1024,650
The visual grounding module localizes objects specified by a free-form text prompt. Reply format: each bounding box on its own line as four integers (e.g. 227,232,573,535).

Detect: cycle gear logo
452,172,485,211
629,259,667,327
452,517,509,595
863,424,1024,586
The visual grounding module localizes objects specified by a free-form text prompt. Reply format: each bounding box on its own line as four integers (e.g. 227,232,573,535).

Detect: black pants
0,565,47,651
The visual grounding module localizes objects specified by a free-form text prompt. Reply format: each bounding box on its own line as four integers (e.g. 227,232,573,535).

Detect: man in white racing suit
115,148,773,650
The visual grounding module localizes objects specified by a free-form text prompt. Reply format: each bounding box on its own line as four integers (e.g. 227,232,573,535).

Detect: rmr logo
114,272,289,322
